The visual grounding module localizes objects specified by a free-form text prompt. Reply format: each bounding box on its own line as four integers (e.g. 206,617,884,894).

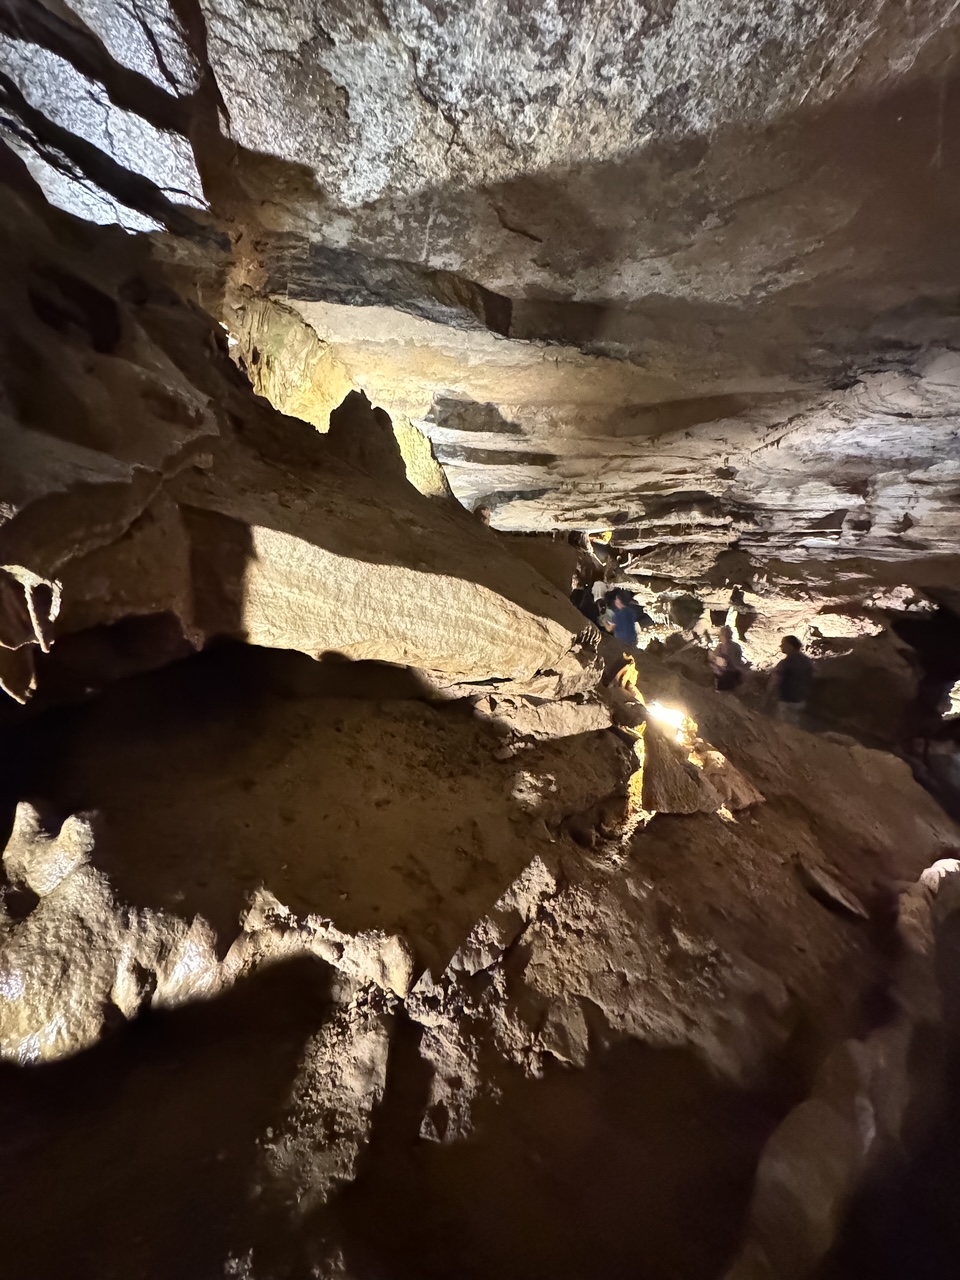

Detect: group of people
570,545,816,726
710,627,814,723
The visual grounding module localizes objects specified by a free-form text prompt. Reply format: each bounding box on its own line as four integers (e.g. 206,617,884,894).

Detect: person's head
719,625,733,642
613,595,626,609
474,506,492,526
781,635,802,654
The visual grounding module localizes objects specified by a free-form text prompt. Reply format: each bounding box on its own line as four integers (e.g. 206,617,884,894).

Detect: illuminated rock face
3,2,960,594
0,182,590,704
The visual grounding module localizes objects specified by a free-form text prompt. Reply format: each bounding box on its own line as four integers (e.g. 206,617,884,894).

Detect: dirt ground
3,644,627,977
1,642,958,1280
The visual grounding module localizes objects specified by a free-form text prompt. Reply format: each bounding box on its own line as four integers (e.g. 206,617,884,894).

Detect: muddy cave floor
1,645,960,1279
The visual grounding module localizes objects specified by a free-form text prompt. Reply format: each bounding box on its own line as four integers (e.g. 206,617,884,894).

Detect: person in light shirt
709,625,747,692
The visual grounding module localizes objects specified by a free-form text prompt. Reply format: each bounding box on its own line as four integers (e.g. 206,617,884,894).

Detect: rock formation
0,170,593,703
2,4,960,1278
5,0,960,598
2,637,958,1277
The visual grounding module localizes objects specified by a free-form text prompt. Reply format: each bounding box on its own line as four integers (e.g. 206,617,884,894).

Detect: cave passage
3,4,960,1278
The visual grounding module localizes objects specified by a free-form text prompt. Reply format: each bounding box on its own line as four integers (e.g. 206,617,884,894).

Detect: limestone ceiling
2,0,960,585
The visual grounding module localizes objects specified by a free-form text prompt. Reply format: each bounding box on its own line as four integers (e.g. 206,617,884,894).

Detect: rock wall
3,2,960,594
0,169,590,705
727,858,960,1280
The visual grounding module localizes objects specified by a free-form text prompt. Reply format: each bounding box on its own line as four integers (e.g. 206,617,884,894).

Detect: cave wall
0,168,591,704
3,0,960,598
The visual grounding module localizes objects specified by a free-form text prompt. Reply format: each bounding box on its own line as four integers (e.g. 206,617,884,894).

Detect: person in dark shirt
770,635,814,726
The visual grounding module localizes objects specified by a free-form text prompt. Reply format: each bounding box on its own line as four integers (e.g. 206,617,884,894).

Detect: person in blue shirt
611,594,641,645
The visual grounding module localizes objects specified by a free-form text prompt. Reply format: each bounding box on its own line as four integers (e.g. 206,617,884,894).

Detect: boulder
642,723,723,815
472,692,612,741
0,803,223,1061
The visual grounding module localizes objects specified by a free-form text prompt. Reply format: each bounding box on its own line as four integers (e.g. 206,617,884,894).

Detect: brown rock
642,724,723,815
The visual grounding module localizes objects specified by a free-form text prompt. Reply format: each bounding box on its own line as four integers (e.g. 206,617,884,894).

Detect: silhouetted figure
474,505,492,526
709,625,746,691
769,635,814,726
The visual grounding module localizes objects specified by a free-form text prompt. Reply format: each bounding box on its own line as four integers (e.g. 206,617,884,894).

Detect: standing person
769,635,814,726
571,582,600,625
729,584,757,641
709,625,747,691
611,594,641,645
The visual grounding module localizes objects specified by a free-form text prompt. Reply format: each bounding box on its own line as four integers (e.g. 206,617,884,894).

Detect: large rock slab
0,178,590,701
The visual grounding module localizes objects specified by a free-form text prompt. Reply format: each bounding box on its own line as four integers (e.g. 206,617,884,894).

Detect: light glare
646,701,685,730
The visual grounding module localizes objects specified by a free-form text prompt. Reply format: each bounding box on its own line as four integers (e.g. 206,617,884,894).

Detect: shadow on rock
820,906,960,1280
321,1035,781,1280
3,643,625,975
0,954,332,1280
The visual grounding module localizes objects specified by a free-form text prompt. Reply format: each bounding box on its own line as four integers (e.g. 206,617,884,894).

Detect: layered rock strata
0,173,590,705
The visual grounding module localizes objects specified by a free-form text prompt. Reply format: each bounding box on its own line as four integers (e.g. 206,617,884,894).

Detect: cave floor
1,646,958,1279
4,644,615,977
0,985,780,1280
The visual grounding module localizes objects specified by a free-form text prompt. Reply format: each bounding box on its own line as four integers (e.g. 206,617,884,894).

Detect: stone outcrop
2,2,960,597
0,803,224,1061
225,293,452,499
0,172,591,704
727,858,960,1280
0,800,416,1064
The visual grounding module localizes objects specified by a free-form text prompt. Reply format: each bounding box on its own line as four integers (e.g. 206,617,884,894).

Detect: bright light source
646,701,684,730
646,700,692,746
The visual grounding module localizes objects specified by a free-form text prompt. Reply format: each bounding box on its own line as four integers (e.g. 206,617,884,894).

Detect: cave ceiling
2,0,960,590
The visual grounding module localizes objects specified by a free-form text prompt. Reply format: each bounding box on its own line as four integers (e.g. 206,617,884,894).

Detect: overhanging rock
0,176,591,701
